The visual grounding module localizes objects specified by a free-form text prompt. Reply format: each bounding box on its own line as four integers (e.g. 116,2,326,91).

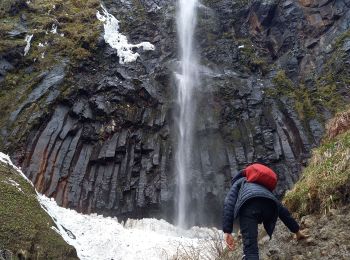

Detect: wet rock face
3,0,350,226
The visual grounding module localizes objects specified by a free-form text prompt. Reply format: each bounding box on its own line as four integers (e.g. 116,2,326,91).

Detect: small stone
258,235,270,245
306,237,317,246
301,216,314,228
268,248,280,255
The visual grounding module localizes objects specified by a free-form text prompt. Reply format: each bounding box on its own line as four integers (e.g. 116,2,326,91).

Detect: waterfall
175,0,199,228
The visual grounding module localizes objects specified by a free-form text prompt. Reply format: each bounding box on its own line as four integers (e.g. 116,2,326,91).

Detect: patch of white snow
51,24,58,34
96,5,155,64
24,34,33,56
38,195,221,260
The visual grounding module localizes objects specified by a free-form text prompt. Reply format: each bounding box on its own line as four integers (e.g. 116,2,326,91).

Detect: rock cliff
0,0,349,226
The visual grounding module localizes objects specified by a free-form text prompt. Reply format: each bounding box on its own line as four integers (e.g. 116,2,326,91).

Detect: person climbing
222,163,308,260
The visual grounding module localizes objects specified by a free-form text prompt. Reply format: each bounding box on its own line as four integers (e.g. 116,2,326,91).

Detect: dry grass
325,107,350,140
284,130,350,217
169,229,233,260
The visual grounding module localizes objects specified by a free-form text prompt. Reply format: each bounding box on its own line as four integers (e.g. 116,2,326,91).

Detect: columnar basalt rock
1,0,350,226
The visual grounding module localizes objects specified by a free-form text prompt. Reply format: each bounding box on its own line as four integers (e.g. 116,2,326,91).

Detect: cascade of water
175,0,199,228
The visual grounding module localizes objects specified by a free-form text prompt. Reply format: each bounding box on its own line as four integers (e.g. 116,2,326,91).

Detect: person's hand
295,230,310,240
224,233,236,250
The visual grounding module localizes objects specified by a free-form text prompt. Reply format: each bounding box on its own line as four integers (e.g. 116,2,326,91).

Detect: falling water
175,0,199,228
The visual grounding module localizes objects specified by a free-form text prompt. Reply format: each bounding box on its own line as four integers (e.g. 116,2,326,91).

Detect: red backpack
243,163,277,191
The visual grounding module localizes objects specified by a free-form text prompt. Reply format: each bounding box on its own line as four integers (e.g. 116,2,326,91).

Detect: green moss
271,70,293,91
268,70,343,121
0,161,78,259
284,130,350,217
231,127,242,141
0,0,101,149
334,29,350,50
132,0,147,17
236,38,270,75
313,30,350,114
267,30,350,122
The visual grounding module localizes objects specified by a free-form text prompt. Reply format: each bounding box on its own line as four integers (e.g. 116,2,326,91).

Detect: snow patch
96,5,155,64
24,34,33,56
38,195,222,260
238,45,245,49
2,178,24,193
51,24,58,34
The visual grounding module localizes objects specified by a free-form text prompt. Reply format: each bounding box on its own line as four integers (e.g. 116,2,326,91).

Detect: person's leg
239,200,261,260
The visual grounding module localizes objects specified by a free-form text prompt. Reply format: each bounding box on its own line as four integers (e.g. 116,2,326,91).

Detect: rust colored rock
298,0,317,7
249,12,263,35
307,13,325,28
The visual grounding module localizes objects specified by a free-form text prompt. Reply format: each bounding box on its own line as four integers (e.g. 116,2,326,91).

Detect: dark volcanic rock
2,0,350,227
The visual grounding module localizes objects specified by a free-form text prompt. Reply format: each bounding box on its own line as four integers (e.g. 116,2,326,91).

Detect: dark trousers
239,197,277,260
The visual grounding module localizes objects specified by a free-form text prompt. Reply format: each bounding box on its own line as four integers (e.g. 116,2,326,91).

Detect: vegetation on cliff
0,157,78,259
269,29,350,124
284,108,350,217
0,0,101,149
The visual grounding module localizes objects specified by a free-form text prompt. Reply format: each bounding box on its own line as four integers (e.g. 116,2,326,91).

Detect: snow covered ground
39,196,222,260
0,152,223,260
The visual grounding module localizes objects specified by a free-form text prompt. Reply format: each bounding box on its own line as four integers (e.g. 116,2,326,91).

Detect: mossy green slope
0,160,78,259
284,109,350,217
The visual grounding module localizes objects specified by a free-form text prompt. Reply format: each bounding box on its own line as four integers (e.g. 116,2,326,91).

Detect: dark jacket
223,177,299,237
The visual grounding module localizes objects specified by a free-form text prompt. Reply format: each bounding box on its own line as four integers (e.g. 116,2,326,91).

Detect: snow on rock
0,152,223,260
96,5,155,64
51,24,58,34
24,34,33,56
0,153,32,185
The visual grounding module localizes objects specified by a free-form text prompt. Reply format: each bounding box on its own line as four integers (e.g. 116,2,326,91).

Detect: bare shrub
169,229,236,260
325,107,350,140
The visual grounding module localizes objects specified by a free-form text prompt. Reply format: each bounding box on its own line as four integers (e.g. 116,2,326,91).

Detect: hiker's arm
222,181,240,234
278,203,300,233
